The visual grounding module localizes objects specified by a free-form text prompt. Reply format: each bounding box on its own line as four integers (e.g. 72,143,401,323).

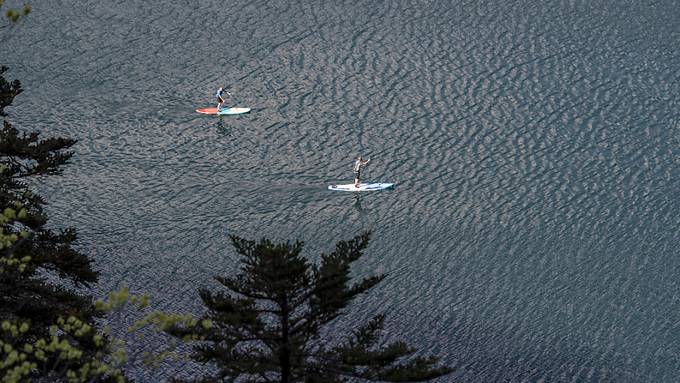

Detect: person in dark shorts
354,156,370,187
215,87,230,110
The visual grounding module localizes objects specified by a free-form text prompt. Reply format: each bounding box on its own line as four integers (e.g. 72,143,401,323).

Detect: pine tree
0,66,126,382
167,232,453,382
0,63,96,340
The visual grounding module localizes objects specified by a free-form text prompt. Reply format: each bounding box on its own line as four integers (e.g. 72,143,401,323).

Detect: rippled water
4,0,680,381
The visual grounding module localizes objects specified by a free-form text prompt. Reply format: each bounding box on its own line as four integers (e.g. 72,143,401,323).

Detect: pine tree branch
215,275,276,301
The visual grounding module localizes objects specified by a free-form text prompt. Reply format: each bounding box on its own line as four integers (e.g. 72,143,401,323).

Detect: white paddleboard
328,183,394,192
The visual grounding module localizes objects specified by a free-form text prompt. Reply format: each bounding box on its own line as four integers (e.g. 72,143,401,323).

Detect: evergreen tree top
167,232,453,383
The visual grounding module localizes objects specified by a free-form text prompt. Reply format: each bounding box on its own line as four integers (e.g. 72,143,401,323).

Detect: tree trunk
280,295,291,383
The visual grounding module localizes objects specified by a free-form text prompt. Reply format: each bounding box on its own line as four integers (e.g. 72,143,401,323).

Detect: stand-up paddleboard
196,107,251,115
328,183,394,192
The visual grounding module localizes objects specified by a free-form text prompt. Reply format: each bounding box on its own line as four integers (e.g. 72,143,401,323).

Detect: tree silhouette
167,232,452,382
0,66,126,382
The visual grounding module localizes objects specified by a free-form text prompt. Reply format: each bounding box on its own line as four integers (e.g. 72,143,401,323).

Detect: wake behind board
328,183,394,192
196,107,251,115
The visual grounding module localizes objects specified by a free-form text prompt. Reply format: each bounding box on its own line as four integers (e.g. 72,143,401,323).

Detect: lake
4,0,680,381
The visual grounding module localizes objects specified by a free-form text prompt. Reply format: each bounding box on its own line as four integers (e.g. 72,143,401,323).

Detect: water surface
4,0,680,381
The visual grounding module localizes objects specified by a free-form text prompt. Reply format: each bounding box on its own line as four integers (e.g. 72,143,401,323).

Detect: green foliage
0,1,31,23
0,238,129,382
90,287,205,370
162,232,453,382
0,67,22,117
0,120,77,177
0,66,125,381
0,315,127,382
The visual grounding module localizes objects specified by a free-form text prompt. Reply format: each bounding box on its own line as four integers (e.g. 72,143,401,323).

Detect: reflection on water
215,119,230,136
353,194,363,212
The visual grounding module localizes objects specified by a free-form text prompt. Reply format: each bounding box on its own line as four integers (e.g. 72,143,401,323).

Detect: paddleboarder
354,156,370,187
215,87,230,110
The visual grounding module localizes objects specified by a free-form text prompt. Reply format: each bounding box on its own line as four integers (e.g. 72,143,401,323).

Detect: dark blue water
4,0,680,381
